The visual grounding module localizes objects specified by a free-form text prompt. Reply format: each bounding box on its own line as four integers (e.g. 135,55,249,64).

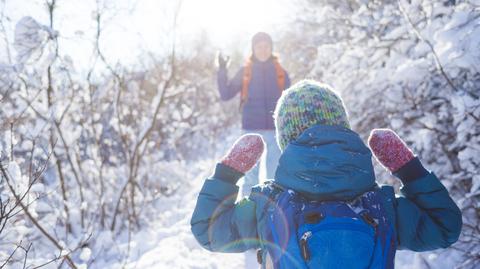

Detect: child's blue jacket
191,125,462,255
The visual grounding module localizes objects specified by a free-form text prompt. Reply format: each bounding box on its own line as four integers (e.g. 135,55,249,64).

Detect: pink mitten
221,134,265,173
368,129,414,173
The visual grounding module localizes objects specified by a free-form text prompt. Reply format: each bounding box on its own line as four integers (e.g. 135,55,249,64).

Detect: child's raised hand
367,129,415,173
220,134,265,174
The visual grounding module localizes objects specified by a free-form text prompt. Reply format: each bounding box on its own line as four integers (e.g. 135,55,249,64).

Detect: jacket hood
274,124,376,201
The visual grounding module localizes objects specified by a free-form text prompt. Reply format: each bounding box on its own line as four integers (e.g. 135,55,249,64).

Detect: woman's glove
217,52,230,69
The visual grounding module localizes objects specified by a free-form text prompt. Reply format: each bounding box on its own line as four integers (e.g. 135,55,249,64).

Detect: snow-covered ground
83,131,257,269
120,162,258,269
103,150,260,268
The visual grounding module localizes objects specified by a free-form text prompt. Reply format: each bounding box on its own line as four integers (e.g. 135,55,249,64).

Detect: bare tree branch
110,0,183,231
0,164,78,269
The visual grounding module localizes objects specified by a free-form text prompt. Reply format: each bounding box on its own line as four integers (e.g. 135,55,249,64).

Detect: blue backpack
256,182,397,269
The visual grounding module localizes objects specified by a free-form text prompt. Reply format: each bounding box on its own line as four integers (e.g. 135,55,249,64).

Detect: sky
0,0,292,72
179,0,290,47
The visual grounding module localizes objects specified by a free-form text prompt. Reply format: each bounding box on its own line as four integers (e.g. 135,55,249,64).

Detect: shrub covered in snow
0,10,237,268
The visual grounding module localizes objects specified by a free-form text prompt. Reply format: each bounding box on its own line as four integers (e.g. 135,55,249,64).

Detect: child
191,80,462,268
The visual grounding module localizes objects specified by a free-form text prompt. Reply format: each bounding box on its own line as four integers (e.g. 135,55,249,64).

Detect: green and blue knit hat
274,79,351,150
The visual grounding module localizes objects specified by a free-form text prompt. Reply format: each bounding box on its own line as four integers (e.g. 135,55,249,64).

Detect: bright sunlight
179,0,289,48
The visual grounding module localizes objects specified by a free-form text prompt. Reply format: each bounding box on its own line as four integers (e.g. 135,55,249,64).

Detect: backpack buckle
256,249,263,264
362,213,378,228
300,232,312,261
304,212,324,224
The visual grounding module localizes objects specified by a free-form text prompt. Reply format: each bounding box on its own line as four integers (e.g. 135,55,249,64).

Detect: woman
216,32,291,197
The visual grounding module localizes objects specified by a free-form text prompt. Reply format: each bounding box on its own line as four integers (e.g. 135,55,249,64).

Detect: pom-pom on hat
274,79,350,150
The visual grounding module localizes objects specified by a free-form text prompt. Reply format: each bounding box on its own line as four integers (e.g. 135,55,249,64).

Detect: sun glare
179,0,288,48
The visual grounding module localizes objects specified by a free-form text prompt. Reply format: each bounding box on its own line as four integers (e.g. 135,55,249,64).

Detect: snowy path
120,160,259,269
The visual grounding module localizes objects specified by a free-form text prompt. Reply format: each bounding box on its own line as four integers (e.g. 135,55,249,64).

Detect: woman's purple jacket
217,57,291,130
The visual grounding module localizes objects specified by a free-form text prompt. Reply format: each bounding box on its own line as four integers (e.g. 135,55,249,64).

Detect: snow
1,1,477,268
79,248,92,262
14,16,57,66
470,175,480,196
88,155,256,269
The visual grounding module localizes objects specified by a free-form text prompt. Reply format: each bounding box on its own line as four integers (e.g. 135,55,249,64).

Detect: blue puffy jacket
217,57,291,130
191,125,462,260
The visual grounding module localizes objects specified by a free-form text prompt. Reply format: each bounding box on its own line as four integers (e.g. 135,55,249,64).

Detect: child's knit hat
274,79,351,150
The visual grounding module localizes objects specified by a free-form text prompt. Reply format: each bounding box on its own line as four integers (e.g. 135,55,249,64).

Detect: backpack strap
240,57,286,108
251,181,289,269
240,58,253,108
358,188,397,269
273,58,286,91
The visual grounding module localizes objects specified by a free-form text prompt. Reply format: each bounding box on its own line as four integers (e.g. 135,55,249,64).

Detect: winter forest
0,0,479,268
